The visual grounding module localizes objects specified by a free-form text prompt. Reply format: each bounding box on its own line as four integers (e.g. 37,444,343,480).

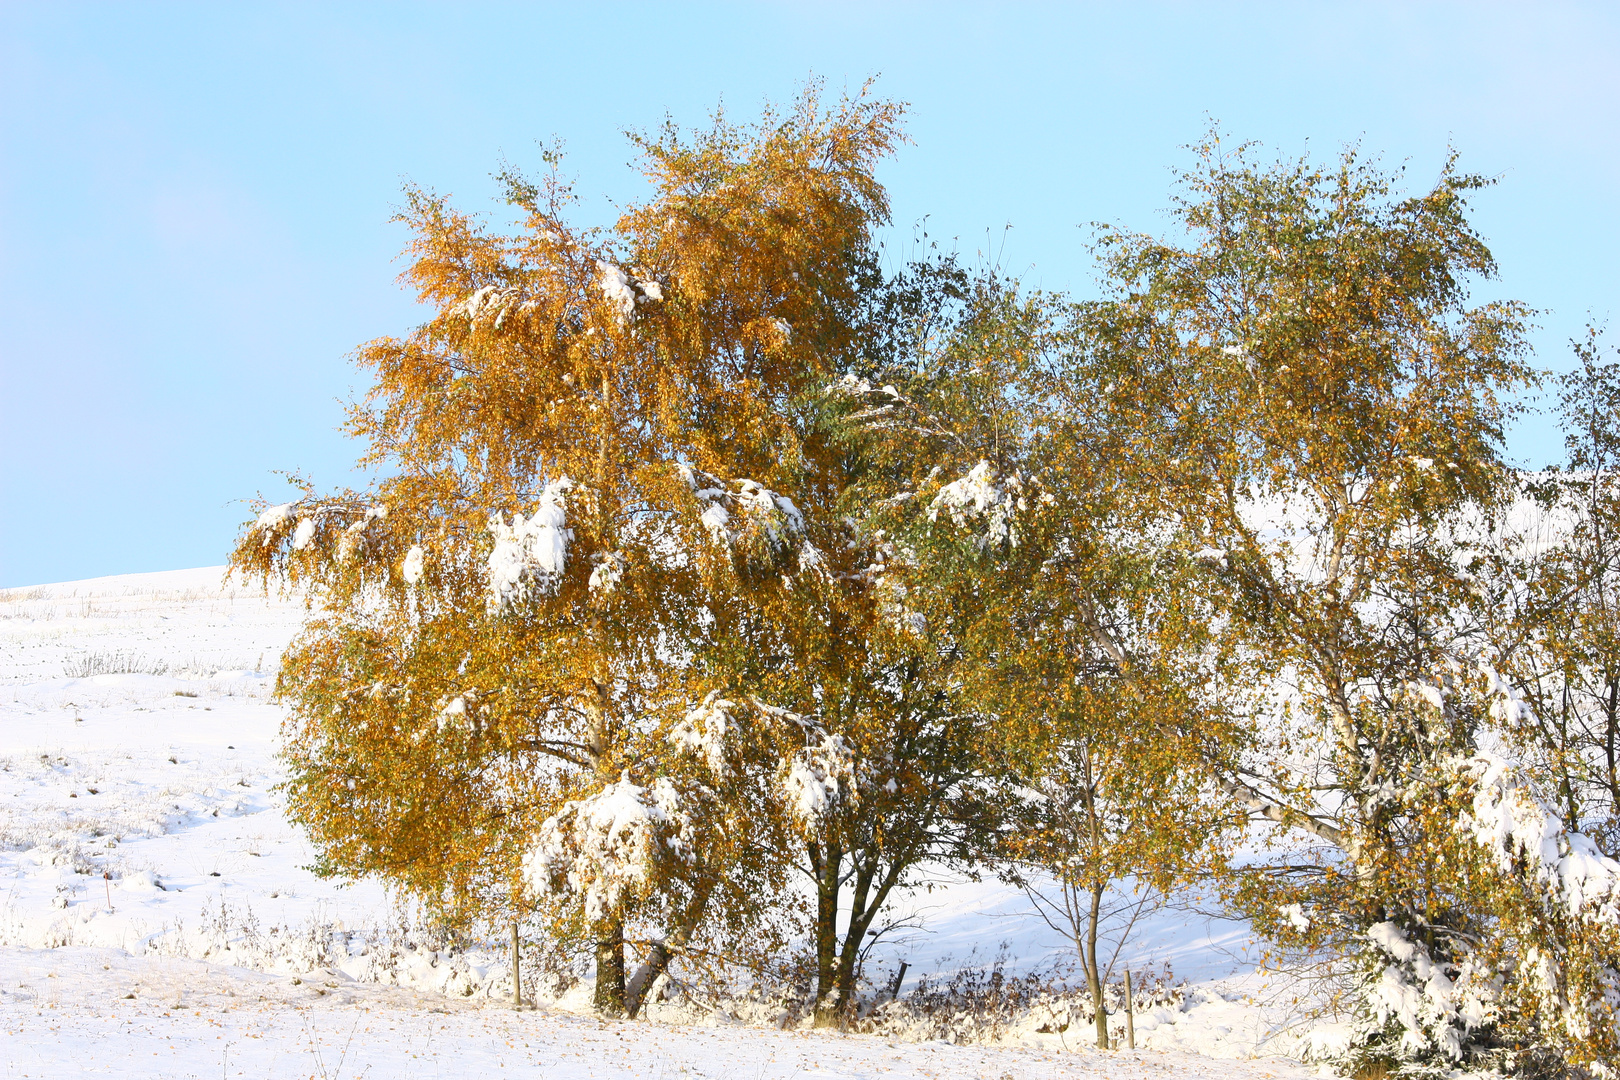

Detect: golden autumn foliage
232,95,1620,1072
232,84,912,1017
1071,138,1620,1074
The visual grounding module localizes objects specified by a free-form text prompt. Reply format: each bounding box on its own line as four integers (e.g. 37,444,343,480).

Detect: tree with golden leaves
835,264,1241,1047
1493,329,1620,843
232,84,906,1017
654,255,1013,1028
1077,136,1620,1075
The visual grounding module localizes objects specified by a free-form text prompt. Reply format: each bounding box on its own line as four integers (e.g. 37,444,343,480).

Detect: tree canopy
233,100,1620,1074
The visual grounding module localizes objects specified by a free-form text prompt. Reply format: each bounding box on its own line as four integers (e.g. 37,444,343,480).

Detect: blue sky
2,2,1616,587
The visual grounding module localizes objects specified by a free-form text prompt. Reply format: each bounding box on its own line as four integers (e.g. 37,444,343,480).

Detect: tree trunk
1074,755,1109,1049
511,920,523,1010
594,919,626,1017
828,862,877,1022
625,877,716,1019
811,840,844,1028
1085,881,1108,1049
580,680,625,1016
1124,968,1136,1049
812,844,911,1029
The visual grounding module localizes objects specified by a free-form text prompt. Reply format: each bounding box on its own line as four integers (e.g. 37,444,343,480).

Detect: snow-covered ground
0,568,1323,1078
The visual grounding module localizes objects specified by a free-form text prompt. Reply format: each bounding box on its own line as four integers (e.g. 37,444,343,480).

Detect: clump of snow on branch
824,375,910,432
825,374,905,401
929,460,1025,549
737,483,805,542
487,477,573,612
597,261,636,323
253,503,296,546
874,571,929,639
1459,753,1620,922
781,732,857,830
522,774,693,923
595,261,663,326
337,505,387,563
402,545,426,585
1477,657,1529,726
670,691,735,777
1407,678,1447,713
291,518,316,551
457,284,531,329
588,552,626,596
678,464,822,568
436,693,473,734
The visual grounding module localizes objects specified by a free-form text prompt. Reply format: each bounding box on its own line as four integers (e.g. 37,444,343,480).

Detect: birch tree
1078,136,1620,1075
836,264,1239,1047
231,84,904,1017
1494,330,1620,844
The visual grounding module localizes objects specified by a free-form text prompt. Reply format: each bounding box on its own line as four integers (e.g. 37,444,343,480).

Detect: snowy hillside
0,568,1322,1079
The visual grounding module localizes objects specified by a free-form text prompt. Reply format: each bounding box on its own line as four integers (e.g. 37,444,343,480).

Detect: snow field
3,945,1311,1080
0,568,1321,1078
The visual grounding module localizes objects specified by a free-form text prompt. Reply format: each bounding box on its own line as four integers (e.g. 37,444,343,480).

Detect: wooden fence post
512,920,523,1010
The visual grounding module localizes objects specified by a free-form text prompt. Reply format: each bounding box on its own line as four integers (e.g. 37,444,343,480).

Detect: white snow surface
0,567,1322,1078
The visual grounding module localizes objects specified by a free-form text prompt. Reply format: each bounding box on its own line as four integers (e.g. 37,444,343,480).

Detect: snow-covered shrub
1344,920,1500,1073
1321,747,1620,1079
1449,755,1620,1076
855,958,1185,1046
61,649,170,677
